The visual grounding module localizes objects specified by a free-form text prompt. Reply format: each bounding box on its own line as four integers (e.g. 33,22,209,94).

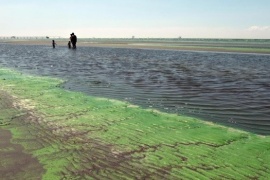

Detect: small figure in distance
52,40,56,48
68,41,71,49
70,32,77,49
70,34,72,43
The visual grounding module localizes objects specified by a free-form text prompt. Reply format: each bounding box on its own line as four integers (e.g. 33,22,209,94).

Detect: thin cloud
248,26,270,31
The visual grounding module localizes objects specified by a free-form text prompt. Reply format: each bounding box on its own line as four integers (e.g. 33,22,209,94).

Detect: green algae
0,68,270,179
0,109,16,126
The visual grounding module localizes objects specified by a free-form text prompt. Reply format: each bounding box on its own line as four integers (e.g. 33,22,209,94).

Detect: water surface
0,44,269,134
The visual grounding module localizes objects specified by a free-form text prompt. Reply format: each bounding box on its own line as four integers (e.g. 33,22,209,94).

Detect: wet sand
1,39,270,54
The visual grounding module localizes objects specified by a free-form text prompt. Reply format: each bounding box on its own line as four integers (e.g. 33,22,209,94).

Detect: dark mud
0,44,270,134
0,91,44,180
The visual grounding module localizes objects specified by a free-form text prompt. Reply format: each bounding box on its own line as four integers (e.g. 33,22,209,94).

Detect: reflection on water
0,44,270,134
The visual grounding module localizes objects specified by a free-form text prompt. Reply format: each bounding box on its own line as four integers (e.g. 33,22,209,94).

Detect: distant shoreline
1,39,270,54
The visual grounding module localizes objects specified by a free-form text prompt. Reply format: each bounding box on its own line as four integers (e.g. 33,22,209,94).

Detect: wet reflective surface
0,44,270,134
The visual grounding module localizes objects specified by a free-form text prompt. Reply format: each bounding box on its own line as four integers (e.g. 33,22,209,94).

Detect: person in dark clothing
68,41,71,48
52,40,56,48
70,33,77,49
70,34,72,42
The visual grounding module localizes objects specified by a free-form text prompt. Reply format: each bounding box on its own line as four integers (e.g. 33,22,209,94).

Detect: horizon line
1,36,270,40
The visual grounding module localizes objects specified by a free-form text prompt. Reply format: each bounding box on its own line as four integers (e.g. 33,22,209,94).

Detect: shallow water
0,44,270,134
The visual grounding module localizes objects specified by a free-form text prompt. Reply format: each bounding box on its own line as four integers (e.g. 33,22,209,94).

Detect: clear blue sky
1,0,270,38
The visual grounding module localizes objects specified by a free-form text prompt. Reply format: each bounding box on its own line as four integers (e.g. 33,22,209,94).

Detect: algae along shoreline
0,68,270,179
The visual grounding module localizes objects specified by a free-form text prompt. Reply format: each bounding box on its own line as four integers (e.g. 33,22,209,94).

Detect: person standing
52,40,56,48
68,41,71,48
70,32,77,49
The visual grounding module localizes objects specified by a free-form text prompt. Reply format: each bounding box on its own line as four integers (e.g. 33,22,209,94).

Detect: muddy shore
1,39,270,54
0,90,44,179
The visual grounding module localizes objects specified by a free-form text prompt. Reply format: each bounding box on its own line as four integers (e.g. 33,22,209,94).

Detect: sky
1,0,270,38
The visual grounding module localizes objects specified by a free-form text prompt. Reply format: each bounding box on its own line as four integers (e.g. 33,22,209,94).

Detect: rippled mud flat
1,69,270,179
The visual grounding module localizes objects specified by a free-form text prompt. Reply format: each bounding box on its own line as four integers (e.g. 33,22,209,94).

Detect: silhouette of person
52,40,56,48
68,41,71,48
70,33,77,49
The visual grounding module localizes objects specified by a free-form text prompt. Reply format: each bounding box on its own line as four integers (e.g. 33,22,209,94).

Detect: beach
0,41,270,179
2,0,270,178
